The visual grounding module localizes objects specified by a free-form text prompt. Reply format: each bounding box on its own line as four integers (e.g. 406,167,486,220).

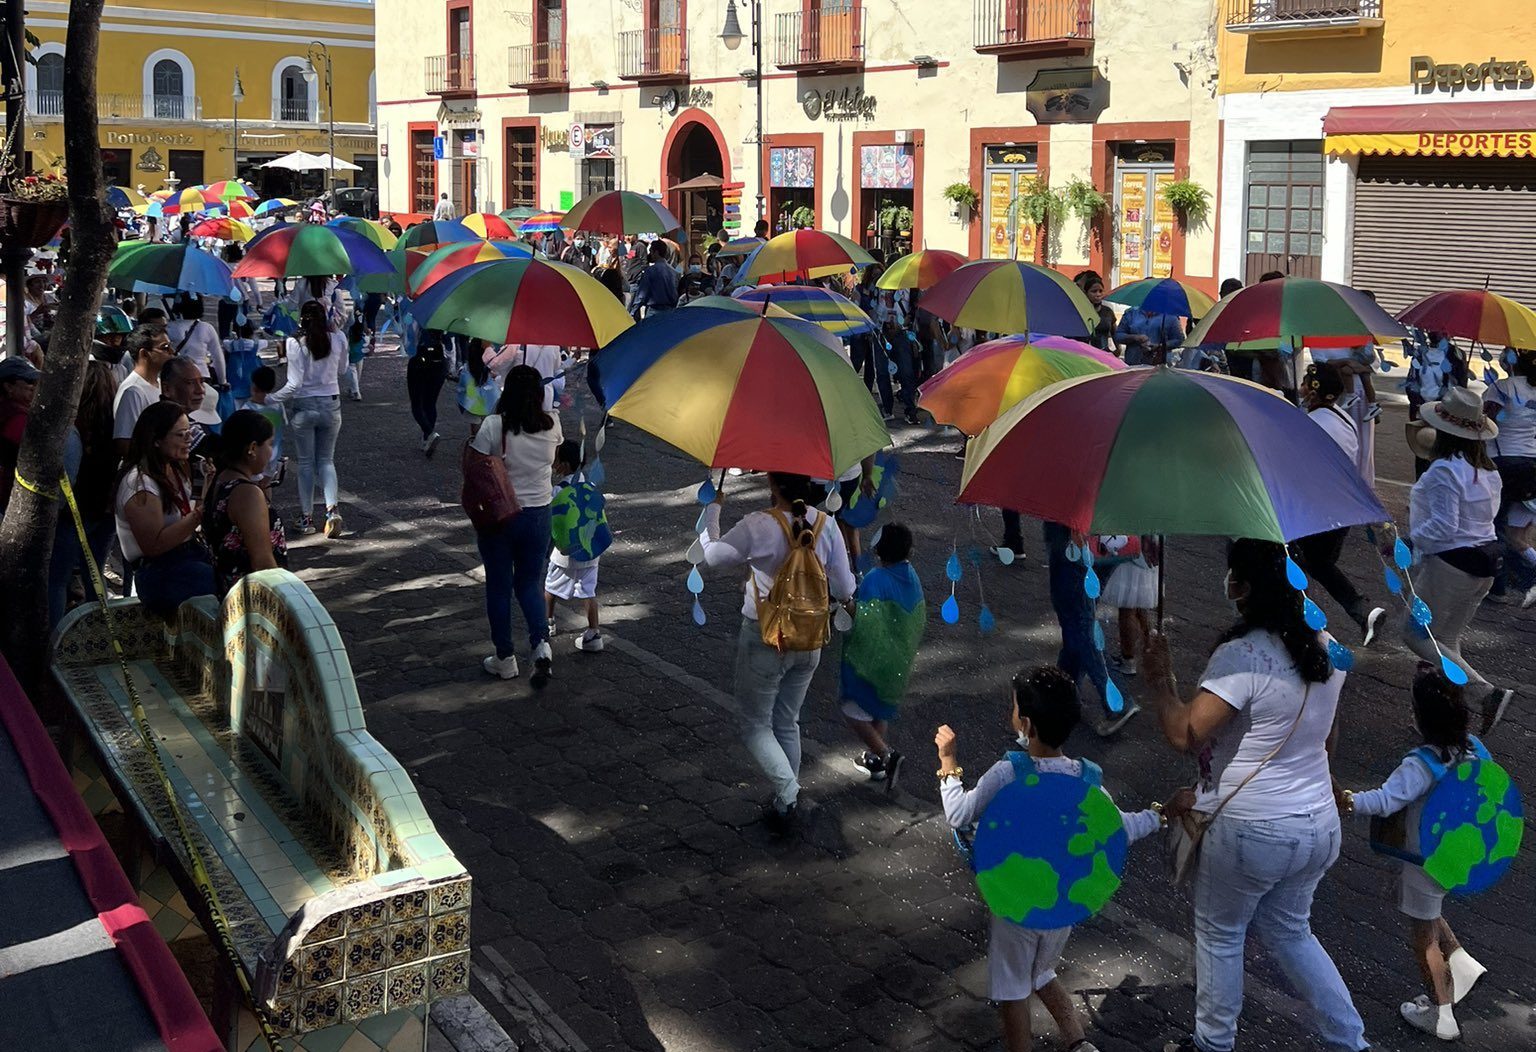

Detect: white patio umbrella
260,150,326,171
312,153,362,173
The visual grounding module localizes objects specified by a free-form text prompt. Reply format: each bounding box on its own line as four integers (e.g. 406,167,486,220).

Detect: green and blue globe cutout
1420,759,1523,895
973,771,1129,929
551,483,611,563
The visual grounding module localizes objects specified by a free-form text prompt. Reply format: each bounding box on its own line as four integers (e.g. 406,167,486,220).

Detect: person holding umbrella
1114,303,1184,366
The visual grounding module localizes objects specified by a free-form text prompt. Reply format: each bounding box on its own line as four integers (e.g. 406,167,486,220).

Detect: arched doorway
663,110,729,259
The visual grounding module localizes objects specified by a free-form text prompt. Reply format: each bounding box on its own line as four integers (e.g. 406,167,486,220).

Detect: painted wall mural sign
136,147,165,172
1024,68,1109,125
542,128,569,151
1411,55,1534,94
802,86,876,122
660,86,715,113
107,130,196,146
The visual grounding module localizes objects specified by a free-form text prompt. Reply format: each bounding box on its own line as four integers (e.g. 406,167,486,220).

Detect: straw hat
1406,386,1496,458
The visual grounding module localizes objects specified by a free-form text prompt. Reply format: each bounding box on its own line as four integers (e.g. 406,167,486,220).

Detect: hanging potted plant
942,182,980,221
791,204,815,230
1062,177,1108,227
0,168,70,250
1007,177,1065,260
1161,178,1212,230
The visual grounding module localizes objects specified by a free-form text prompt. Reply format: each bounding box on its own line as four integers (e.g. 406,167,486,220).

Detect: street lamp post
231,68,245,180
719,0,765,226
303,41,335,194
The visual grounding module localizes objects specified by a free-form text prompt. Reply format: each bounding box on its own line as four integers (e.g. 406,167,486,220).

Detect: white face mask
1015,730,1030,748
1224,570,1245,617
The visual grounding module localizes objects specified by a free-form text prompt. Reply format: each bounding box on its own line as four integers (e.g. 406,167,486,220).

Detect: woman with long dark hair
1146,539,1368,1052
271,299,346,537
113,401,215,618
202,409,287,597
473,365,563,689
49,360,121,624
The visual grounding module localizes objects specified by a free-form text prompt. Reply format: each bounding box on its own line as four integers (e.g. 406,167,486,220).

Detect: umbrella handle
717,467,728,497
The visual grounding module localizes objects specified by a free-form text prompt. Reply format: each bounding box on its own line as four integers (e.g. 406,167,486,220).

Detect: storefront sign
1023,68,1110,125
1325,131,1536,158
542,128,569,151
1119,172,1146,271
585,124,616,160
770,147,815,188
660,86,714,113
1151,171,1175,280
106,130,196,146
137,147,165,172
802,86,876,122
985,145,1036,167
1410,55,1533,94
859,144,914,189
438,106,483,126
986,171,1012,258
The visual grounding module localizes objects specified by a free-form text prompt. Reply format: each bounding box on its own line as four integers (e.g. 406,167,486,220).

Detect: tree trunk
0,0,111,690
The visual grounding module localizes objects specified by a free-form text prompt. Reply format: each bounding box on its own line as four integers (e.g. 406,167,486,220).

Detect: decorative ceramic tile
302,911,346,946
347,900,388,932
428,911,469,957
344,929,388,977
428,952,470,998
388,889,428,924
385,921,428,967
298,941,344,987
268,995,298,1034
383,964,428,1013
429,880,470,915
297,985,344,1034
341,975,387,1024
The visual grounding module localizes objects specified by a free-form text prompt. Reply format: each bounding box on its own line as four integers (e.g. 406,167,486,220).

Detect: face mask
1015,730,1030,748
688,265,701,273
1224,570,1245,616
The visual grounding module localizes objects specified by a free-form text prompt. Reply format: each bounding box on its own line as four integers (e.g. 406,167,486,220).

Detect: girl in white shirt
166,295,226,386
272,300,346,538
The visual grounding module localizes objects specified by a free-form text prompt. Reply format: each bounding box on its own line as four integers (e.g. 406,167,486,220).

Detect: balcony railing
1225,0,1383,30
618,24,688,81
974,0,1094,56
27,91,204,121
509,42,568,89
774,6,865,71
425,53,476,96
271,96,319,122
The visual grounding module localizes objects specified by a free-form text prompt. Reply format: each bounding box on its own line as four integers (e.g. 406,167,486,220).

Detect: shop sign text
107,130,196,146
1411,55,1534,94
802,87,876,122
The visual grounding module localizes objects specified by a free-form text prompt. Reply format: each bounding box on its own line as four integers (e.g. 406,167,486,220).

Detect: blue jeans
733,618,820,810
289,394,341,517
134,543,215,620
477,505,553,659
1193,811,1367,1052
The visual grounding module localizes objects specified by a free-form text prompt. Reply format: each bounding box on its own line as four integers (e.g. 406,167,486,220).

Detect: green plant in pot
1161,178,1211,229
942,182,980,218
878,200,914,237
790,204,815,229
1062,177,1107,227
0,158,69,249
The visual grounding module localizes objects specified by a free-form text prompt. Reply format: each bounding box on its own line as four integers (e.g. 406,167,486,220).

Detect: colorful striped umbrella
731,285,875,337
738,228,877,285
233,223,394,278
1185,277,1407,350
158,187,219,216
459,212,521,239
681,295,799,321
189,217,255,242
715,236,765,258
204,199,256,220
106,185,147,210
200,179,259,201
923,260,1097,339
919,334,1125,436
405,240,536,298
1105,277,1216,319
500,206,541,222
327,215,399,250
409,258,633,348
106,242,233,296
254,198,299,216
399,219,478,249
877,249,969,291
563,190,680,236
517,211,567,234
959,368,1388,542
594,304,889,476
1398,289,1536,351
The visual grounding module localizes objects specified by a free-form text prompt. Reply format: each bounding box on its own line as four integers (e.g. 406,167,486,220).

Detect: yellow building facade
374,0,1224,290
15,0,377,196
1216,0,1536,309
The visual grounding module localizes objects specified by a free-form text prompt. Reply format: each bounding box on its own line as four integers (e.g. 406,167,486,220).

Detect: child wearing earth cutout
1340,670,1503,1042
936,666,1164,1052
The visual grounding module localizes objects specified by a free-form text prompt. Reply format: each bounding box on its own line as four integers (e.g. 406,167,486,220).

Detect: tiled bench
53,569,472,1052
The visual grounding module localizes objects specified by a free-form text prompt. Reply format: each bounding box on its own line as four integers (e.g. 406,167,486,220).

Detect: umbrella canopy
106,185,147,210
738,228,876,285
106,242,233,296
1106,277,1216,319
158,187,219,216
563,190,680,236
877,249,969,291
327,216,399,250
233,223,393,279
260,151,326,172
1397,289,1536,351
919,334,1124,436
405,240,536,298
459,212,520,239
715,236,765,258
399,219,478,249
682,295,799,321
595,304,890,477
254,198,299,216
409,257,633,348
1186,277,1408,350
200,179,259,202
499,206,541,222
312,153,362,172
517,211,567,234
189,217,254,243
959,368,1388,542
732,285,875,337
204,199,256,220
923,260,1097,339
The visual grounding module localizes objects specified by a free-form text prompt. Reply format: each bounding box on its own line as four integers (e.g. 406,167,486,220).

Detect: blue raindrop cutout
695,508,709,533
235,308,247,326
1284,556,1308,591
691,597,707,626
1384,567,1403,595
686,567,705,594
1485,368,1499,386
1105,678,1125,714
978,605,996,634
1393,538,1413,569
1080,544,1095,568
1065,541,1081,563
1481,348,1493,362
1379,359,1395,372
945,551,963,582
870,525,884,548
696,479,716,504
1505,349,1519,367
1303,597,1327,630
1092,621,1106,650
1441,656,1469,686
1327,639,1355,672
1083,568,1101,600
941,594,960,625
1411,597,1433,627
996,547,1016,566
887,357,898,375
586,456,606,487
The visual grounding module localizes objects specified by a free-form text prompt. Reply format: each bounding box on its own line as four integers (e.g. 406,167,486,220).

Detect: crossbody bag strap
1203,683,1313,825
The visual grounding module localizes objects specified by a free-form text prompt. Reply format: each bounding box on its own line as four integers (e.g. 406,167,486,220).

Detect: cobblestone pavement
283,347,1536,1052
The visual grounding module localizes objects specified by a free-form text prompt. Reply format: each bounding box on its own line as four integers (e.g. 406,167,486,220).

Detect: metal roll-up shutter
1350,156,1536,314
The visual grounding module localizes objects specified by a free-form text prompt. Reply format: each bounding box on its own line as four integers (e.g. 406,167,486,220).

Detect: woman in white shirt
166,295,226,386
1484,350,1536,605
1403,387,1510,734
473,365,563,689
1148,539,1367,1052
698,473,857,836
271,300,346,538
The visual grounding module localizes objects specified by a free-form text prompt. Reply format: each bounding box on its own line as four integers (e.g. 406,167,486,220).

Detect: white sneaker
482,654,520,680
424,432,440,458
1362,606,1387,647
1522,584,1536,610
530,641,553,688
1449,948,1486,1004
1400,995,1459,1040
575,629,604,653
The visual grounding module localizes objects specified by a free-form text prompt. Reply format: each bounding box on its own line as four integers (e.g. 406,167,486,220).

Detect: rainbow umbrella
1398,289,1536,351
563,190,680,236
400,219,478,249
732,285,875,337
233,223,393,278
200,179,259,201
1186,277,1407,350
500,205,540,222
106,185,147,211
327,215,399,250
204,199,256,220
959,368,1388,542
517,211,567,234
405,239,536,298
919,334,1124,436
594,304,889,476
359,237,534,296
877,249,969,291
409,258,633,348
715,236,764,258
158,187,219,216
189,216,255,242
255,198,299,216
738,228,876,285
459,212,520,239
923,260,1097,339
1106,277,1216,319
106,242,233,296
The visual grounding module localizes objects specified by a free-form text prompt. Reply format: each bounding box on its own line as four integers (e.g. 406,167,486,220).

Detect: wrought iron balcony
27,91,205,121
425,53,476,96
774,5,865,72
271,96,319,122
1225,0,1383,32
509,42,568,89
618,24,688,82
974,0,1094,56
